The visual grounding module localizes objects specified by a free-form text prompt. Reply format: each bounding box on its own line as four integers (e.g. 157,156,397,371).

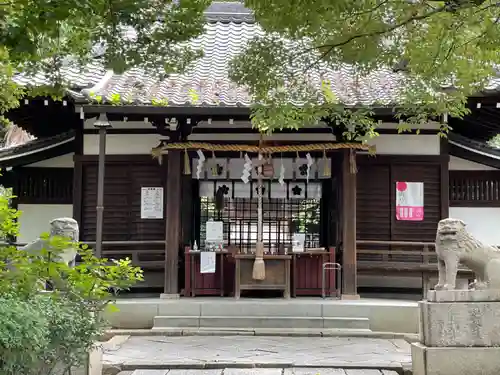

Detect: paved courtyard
104,336,411,373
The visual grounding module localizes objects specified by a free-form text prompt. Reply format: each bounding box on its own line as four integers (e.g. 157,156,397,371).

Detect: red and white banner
396,182,424,221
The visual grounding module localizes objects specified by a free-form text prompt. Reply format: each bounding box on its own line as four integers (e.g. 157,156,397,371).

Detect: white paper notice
140,187,164,219
200,251,216,274
206,221,223,242
292,233,306,252
205,220,224,251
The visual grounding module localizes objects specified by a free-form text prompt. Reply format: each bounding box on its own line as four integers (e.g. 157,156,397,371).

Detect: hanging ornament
256,153,264,179
196,149,205,179
183,149,191,175
278,156,285,186
322,150,331,177
349,149,358,174
241,153,252,184
210,151,218,177
306,153,314,182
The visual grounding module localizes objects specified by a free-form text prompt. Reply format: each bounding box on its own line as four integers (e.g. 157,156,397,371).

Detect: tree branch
344,0,392,19
304,1,500,71
321,5,447,54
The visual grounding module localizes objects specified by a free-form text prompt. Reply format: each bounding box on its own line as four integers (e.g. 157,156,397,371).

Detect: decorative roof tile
0,131,74,165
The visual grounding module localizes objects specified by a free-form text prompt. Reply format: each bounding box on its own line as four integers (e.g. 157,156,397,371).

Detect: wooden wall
356,155,444,242
79,156,165,242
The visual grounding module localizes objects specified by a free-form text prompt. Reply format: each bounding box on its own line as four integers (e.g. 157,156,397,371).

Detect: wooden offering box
234,254,291,299
184,249,227,297
292,247,337,297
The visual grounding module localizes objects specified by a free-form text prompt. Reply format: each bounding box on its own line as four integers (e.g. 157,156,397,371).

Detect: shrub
0,182,144,375
0,294,50,375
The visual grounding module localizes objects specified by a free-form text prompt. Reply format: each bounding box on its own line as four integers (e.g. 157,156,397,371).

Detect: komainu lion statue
21,217,79,267
435,218,500,290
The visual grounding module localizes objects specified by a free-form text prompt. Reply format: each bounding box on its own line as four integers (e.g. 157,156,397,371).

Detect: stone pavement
120,369,400,375
104,336,411,373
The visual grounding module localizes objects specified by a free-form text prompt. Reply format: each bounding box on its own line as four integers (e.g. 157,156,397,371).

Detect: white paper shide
140,187,164,219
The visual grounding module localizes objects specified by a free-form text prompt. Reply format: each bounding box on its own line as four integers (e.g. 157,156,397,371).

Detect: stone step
152,316,370,330
128,370,398,375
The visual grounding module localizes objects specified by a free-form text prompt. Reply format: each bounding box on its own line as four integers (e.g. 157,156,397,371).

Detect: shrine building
1,2,500,299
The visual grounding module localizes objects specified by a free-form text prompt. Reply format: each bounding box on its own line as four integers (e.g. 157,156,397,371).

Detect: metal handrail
322,262,341,299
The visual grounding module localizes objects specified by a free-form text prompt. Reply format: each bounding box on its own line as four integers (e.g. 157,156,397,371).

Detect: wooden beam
357,154,446,165
341,149,359,298
163,149,182,296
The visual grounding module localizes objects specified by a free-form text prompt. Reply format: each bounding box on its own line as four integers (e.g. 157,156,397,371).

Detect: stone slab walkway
104,336,411,372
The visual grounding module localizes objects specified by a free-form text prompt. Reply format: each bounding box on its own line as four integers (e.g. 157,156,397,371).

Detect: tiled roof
449,132,500,158
10,2,406,107
11,2,500,108
0,131,74,164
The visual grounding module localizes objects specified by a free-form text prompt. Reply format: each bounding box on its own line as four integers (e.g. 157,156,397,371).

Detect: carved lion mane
436,218,485,254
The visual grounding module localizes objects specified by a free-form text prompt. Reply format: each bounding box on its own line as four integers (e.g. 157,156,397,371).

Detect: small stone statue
21,217,79,267
434,218,500,290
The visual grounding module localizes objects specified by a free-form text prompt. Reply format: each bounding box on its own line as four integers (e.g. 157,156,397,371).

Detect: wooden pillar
163,150,182,297
181,175,193,247
72,118,84,226
341,149,359,299
440,137,450,219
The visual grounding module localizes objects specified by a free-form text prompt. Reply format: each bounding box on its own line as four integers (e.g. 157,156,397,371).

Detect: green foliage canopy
0,0,211,111
229,0,500,135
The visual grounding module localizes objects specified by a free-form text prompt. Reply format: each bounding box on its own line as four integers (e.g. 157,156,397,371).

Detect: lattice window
6,168,73,204
450,171,500,207
198,181,321,253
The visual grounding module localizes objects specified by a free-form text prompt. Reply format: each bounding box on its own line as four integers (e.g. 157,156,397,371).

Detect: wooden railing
83,240,165,269
2,240,166,270
357,240,437,268
356,240,474,296
450,171,500,207
356,240,473,275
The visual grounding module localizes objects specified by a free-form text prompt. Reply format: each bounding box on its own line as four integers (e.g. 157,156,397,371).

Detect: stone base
160,293,180,299
88,345,103,375
420,298,500,346
341,294,361,300
412,342,500,375
69,345,103,375
427,289,500,302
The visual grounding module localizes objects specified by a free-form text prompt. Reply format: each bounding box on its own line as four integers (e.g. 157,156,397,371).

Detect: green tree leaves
231,0,500,136
0,0,211,112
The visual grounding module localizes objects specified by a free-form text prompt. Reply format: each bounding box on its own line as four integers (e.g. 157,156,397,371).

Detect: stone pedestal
412,290,500,375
